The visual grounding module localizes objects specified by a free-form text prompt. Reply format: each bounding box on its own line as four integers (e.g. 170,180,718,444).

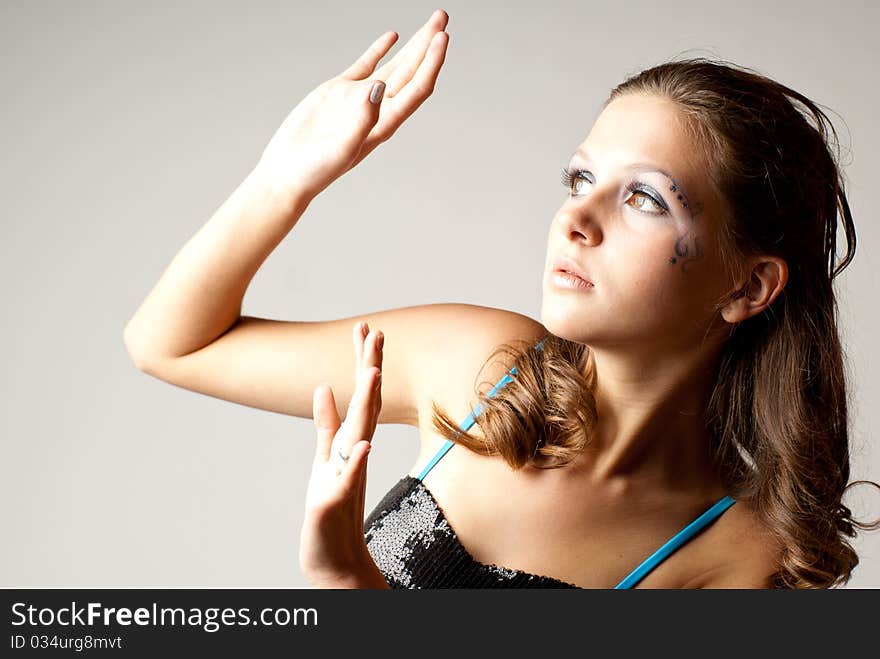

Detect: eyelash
560,166,670,215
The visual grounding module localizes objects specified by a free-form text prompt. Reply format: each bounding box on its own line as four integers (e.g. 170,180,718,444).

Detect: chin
539,304,589,346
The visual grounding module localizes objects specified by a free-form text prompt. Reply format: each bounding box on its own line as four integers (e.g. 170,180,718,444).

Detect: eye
560,166,592,195
624,182,669,215
627,190,664,213
560,166,670,216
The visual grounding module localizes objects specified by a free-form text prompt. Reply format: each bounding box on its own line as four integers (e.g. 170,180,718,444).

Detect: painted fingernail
377,332,384,350
369,81,385,105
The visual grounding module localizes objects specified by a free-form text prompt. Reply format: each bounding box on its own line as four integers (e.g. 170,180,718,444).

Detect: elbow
123,325,154,373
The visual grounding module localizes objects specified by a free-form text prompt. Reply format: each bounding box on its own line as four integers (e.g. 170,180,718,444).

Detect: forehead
577,93,710,201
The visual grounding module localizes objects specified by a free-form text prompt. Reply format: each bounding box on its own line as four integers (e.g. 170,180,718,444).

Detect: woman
123,9,878,588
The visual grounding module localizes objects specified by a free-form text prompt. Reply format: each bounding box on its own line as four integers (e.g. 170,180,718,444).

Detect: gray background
2,0,878,587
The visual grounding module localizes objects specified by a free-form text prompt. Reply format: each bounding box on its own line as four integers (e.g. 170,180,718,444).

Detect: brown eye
625,185,668,215
560,167,593,196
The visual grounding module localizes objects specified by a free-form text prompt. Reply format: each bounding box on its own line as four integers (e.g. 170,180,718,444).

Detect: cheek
617,233,709,312
625,265,682,314
634,231,723,323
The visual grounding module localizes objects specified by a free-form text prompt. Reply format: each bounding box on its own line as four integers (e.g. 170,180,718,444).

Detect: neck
575,341,726,496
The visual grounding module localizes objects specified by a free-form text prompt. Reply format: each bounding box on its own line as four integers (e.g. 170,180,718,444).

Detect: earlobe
720,287,751,324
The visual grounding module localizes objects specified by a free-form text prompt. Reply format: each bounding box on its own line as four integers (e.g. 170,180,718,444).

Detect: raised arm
123,12,496,427
125,10,450,361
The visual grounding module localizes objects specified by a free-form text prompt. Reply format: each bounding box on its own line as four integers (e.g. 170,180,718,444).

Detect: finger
342,365,381,454
340,30,399,81
361,328,383,372
338,440,371,493
374,9,448,92
382,15,449,99
336,326,381,466
313,384,341,463
369,330,383,427
356,328,383,438
371,31,449,145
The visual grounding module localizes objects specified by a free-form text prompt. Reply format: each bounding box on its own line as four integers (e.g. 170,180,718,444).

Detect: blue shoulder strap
613,494,737,589
417,337,547,481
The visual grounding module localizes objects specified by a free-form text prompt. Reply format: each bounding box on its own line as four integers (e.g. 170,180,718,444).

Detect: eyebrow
572,147,692,209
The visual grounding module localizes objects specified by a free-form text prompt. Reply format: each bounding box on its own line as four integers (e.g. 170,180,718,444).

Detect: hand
254,9,450,200
299,321,386,587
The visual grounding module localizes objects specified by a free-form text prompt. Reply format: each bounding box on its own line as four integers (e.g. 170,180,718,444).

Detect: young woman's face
541,93,731,353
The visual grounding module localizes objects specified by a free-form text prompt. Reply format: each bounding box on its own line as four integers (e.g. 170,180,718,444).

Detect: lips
552,255,593,285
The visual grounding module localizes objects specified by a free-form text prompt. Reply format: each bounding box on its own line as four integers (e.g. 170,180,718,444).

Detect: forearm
123,168,311,363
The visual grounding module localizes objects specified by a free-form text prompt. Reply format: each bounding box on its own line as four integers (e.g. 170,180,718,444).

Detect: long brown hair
430,57,880,588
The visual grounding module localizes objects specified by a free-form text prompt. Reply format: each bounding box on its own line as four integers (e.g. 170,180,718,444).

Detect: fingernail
377,332,384,350
374,372,382,389
370,81,385,105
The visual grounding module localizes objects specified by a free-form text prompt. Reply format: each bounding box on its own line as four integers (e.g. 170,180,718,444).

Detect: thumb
367,79,386,108
312,384,341,463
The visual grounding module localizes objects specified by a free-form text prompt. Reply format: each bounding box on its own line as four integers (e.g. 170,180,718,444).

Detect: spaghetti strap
416,337,548,482
613,494,737,589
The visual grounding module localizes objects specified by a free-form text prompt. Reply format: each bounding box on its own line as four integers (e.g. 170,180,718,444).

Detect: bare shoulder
411,303,547,437
697,497,783,589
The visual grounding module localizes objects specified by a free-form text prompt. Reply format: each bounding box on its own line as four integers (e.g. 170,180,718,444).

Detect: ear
720,257,788,324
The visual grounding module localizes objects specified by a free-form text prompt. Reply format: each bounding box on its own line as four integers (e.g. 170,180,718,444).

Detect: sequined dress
363,340,737,588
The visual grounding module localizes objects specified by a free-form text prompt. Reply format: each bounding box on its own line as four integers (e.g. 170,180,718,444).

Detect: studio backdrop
2,0,878,587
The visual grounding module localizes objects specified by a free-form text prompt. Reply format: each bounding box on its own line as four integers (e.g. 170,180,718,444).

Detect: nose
556,199,604,246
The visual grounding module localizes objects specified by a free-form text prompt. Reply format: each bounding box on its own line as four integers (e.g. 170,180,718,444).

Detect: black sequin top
364,473,581,588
